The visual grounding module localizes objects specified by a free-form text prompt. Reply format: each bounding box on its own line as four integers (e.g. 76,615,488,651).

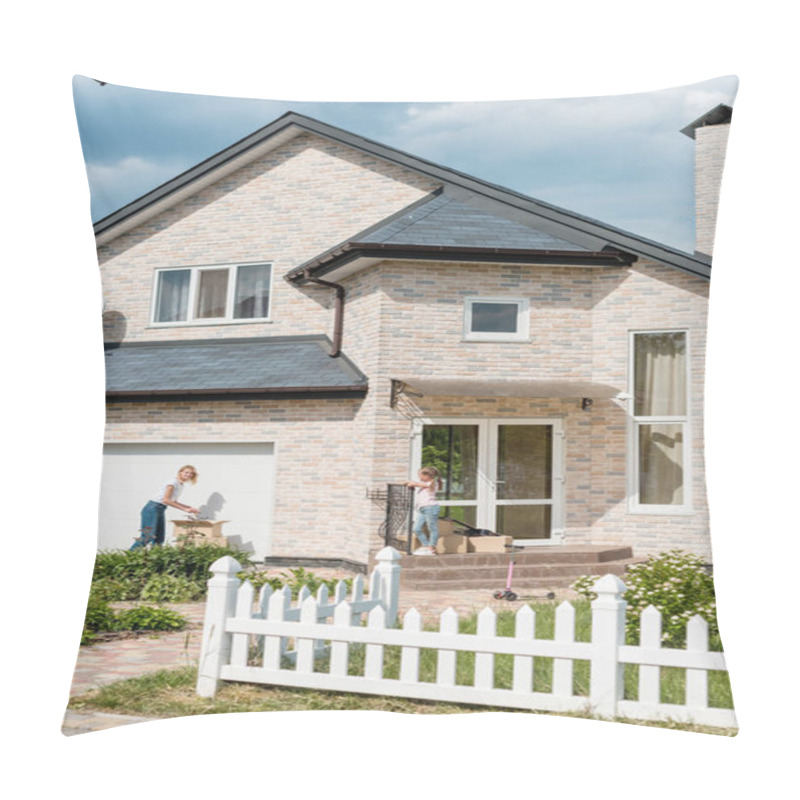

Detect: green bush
115,606,188,632
140,574,206,603
571,550,719,648
245,566,353,599
82,594,119,645
92,544,254,590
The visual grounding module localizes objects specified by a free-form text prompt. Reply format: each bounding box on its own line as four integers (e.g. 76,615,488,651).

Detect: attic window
152,263,272,325
463,297,529,342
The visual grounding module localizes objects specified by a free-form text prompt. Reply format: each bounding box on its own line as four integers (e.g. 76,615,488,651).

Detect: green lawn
69,601,735,735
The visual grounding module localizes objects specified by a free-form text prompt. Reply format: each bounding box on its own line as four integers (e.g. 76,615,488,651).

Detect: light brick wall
97,132,438,343
338,258,712,560
98,136,714,563
695,124,730,256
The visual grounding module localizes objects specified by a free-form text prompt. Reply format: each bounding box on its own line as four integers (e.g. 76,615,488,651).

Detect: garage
97,442,275,559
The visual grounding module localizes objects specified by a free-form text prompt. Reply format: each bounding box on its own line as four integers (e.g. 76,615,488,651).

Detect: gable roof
104,336,368,401
94,111,711,280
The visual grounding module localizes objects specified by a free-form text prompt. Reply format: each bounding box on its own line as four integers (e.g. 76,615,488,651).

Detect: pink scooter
493,548,556,601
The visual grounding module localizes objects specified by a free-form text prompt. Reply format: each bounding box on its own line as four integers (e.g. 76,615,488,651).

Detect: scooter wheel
505,591,518,601
546,592,556,600
493,591,505,600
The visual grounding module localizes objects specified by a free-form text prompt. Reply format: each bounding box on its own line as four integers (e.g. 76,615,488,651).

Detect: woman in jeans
130,465,200,550
406,466,442,556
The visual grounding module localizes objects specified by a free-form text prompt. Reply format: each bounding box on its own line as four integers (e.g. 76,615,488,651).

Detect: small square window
464,297,529,341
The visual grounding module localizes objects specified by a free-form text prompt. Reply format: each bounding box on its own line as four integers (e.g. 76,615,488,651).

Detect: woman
130,465,200,550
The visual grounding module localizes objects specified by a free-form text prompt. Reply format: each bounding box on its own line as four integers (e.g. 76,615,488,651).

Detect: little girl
130,465,200,550
406,467,443,556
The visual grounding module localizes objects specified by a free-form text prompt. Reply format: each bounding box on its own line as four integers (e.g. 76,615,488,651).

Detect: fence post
196,556,242,698
589,574,627,718
373,546,402,627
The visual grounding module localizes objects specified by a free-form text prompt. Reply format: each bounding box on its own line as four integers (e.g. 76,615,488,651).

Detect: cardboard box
466,534,513,553
172,519,229,546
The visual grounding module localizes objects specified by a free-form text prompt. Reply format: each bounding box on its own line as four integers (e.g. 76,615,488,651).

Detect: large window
463,297,529,341
153,263,272,324
630,330,690,513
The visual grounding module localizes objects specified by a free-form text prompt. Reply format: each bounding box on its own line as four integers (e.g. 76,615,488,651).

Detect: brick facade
98,130,715,563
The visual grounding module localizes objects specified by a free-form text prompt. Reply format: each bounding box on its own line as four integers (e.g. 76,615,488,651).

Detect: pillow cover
67,75,738,736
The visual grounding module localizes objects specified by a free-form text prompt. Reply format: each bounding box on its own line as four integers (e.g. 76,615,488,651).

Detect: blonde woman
406,467,443,556
130,465,200,550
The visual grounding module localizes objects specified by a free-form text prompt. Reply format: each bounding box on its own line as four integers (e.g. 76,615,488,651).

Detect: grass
69,600,736,736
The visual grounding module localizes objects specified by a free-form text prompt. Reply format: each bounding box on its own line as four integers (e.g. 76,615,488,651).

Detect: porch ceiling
394,377,624,399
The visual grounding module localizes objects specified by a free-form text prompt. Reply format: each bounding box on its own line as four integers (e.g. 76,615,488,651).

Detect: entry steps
381,545,643,591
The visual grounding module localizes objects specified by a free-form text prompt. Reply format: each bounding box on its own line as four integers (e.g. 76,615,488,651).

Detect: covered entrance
411,417,564,544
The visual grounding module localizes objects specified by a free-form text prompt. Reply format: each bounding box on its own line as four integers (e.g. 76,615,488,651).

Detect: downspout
302,269,345,358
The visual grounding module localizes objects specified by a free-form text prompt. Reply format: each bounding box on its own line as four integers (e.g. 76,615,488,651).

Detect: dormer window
152,263,272,325
463,297,529,342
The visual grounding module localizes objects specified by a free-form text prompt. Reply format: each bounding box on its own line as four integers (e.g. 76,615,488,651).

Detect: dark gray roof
104,336,368,400
359,192,592,251
95,111,713,280
680,104,733,139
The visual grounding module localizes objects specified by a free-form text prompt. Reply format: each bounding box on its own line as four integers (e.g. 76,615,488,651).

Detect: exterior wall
694,124,730,256
338,258,712,560
97,132,438,343
104,397,370,560
96,135,714,562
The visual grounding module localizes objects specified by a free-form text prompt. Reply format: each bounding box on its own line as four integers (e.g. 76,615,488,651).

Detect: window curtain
155,270,190,322
634,332,686,416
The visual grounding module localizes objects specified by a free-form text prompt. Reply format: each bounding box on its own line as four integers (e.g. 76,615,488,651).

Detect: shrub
140,574,206,604
571,550,719,648
92,544,254,591
115,606,188,632
82,594,119,645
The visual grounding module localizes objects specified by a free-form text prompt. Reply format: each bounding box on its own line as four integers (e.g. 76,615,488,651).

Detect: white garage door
98,442,275,559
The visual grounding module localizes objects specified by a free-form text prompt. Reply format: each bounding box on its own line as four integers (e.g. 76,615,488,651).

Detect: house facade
93,109,729,564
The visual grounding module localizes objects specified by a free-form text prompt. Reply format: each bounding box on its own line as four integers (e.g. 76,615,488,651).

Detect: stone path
64,581,577,735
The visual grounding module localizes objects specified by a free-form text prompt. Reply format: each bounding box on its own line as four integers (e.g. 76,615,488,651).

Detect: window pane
497,505,551,539
195,269,228,318
422,425,479,501
439,505,477,528
638,423,684,505
470,302,519,333
235,264,271,319
155,270,190,322
634,332,686,416
497,425,552,499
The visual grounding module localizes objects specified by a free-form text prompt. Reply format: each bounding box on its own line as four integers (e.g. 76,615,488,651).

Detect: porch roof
104,335,368,401
393,377,624,400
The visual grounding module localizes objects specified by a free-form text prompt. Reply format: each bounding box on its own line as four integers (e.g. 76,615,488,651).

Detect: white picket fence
196,547,736,728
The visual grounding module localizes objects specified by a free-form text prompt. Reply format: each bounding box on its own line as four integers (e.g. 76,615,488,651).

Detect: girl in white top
131,465,200,550
406,467,443,556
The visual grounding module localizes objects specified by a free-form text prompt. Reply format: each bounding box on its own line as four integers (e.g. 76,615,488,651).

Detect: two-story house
92,106,730,569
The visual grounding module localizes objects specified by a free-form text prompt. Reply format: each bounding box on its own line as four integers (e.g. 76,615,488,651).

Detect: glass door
414,418,563,544
489,422,560,542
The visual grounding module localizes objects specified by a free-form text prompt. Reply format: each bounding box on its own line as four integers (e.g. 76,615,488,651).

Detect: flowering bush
571,550,719,648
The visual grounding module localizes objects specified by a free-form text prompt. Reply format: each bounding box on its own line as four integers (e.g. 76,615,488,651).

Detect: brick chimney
681,104,733,257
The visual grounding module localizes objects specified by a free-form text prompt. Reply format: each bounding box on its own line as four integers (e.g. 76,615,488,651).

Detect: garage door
98,442,275,559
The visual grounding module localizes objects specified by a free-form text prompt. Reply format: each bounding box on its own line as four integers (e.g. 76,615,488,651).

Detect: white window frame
410,416,565,544
463,297,530,342
150,262,273,326
627,329,693,515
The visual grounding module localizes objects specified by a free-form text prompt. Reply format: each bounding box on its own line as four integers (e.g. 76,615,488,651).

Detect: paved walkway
64,580,576,735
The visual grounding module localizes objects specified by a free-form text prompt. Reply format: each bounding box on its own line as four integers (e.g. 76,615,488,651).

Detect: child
130,465,200,550
406,467,443,556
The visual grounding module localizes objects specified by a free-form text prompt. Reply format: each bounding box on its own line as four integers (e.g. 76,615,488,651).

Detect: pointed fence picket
196,548,736,729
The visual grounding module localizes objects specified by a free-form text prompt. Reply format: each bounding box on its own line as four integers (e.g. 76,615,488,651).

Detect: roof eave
287,243,637,284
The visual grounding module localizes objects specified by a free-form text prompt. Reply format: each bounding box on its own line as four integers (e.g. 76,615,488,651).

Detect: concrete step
376,546,643,591
400,559,639,590
390,545,634,570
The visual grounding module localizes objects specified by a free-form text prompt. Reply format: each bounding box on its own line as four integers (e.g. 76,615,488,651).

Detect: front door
413,418,564,544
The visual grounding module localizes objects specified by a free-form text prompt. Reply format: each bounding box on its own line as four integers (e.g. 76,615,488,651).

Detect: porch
370,545,642,592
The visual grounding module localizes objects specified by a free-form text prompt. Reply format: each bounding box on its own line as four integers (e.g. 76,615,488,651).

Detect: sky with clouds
73,74,737,253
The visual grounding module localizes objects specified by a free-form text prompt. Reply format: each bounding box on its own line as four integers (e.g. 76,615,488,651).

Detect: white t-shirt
153,479,183,505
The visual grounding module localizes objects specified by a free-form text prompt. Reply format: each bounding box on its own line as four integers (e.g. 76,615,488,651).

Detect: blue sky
73,74,737,253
